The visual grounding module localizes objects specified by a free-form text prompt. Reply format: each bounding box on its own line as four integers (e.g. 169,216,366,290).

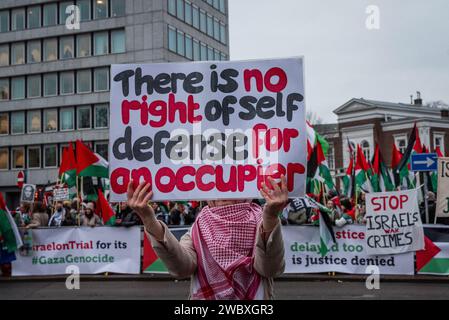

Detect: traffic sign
17,171,25,189
410,153,438,172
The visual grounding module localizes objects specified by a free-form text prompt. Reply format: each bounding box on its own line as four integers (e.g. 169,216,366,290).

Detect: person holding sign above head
127,175,288,300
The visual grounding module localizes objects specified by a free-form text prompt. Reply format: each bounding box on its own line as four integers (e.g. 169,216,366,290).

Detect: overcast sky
228,0,449,123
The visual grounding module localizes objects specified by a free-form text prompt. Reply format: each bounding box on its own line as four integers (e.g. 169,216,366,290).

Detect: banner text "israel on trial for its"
109,58,307,201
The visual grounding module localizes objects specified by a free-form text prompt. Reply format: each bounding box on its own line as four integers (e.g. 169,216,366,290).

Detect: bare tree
306,111,323,125
426,100,449,109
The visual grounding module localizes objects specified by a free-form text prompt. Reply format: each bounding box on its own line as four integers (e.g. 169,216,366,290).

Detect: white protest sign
365,189,424,255
109,58,307,201
20,184,36,203
53,188,70,201
12,226,141,276
283,225,414,275
436,157,449,218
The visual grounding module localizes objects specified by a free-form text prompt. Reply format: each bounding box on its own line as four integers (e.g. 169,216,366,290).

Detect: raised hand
127,180,156,227
260,175,289,218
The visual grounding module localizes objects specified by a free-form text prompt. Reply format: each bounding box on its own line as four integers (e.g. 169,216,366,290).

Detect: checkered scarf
191,202,263,300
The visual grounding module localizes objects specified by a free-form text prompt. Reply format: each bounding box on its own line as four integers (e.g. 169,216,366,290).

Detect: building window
94,0,109,19
111,0,126,17
0,44,8,66
95,142,108,160
395,135,407,154
0,113,8,135
176,0,184,20
27,40,41,63
214,49,220,61
44,109,58,132
95,104,109,128
168,26,176,52
77,34,92,57
60,36,74,59
219,0,226,13
220,23,226,44
213,18,220,41
193,39,200,61
11,111,25,135
78,0,92,21
0,79,9,100
185,1,192,24
200,42,207,61
44,145,57,168
434,133,445,155
60,107,74,131
0,11,9,33
328,144,335,170
207,45,214,60
0,149,8,170
185,35,193,60
27,6,41,29
60,72,75,95
199,10,206,33
11,42,25,65
192,5,199,29
177,31,185,56
60,1,74,25
28,147,41,169
28,110,41,133
44,38,58,61
12,148,25,169
11,77,25,100
94,68,109,91
43,73,58,97
27,75,42,98
361,140,370,161
94,31,109,55
111,29,126,53
77,106,91,129
206,14,213,37
43,3,58,26
77,69,92,93
168,0,176,15
12,9,25,31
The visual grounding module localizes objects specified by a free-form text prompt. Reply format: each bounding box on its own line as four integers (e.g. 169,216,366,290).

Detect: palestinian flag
417,226,449,275
59,143,77,187
97,189,116,226
315,139,335,191
342,156,354,197
371,144,395,192
0,192,23,252
430,147,444,192
391,143,413,189
318,203,336,257
76,140,109,178
395,124,422,189
306,121,329,161
355,144,372,193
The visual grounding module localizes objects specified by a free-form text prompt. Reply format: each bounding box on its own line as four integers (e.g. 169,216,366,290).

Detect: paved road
1,280,449,299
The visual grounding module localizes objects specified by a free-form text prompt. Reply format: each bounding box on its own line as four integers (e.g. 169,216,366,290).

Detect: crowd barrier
9,224,449,277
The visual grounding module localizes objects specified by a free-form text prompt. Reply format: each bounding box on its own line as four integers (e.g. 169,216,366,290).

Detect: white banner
12,227,141,276
365,189,424,255
283,225,414,275
436,157,449,218
109,58,307,201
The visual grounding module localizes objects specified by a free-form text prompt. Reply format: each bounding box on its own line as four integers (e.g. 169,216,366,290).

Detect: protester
26,202,49,229
115,202,141,227
48,201,65,227
128,175,287,300
335,197,355,227
81,202,102,227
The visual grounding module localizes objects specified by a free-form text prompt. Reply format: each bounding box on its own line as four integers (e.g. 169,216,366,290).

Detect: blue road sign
410,153,438,172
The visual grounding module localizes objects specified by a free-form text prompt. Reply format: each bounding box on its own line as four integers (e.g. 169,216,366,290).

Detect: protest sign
53,188,70,201
436,157,449,218
20,184,36,203
283,225,414,275
109,58,307,201
365,189,424,255
417,225,449,275
12,226,141,276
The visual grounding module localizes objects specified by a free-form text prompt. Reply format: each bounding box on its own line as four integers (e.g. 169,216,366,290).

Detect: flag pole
76,175,80,226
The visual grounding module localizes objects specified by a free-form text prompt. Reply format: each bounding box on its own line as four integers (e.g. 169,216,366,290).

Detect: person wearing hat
27,202,49,229
81,202,102,227
127,175,287,300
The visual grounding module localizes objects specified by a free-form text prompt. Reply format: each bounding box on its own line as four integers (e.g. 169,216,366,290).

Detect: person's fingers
261,183,272,198
260,188,270,201
142,190,153,206
137,183,151,203
127,179,134,201
268,176,281,192
133,181,145,201
280,175,288,192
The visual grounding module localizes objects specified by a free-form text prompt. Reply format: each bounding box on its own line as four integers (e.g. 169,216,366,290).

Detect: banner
283,225,414,275
365,189,424,255
109,58,307,201
12,226,141,276
436,157,449,218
